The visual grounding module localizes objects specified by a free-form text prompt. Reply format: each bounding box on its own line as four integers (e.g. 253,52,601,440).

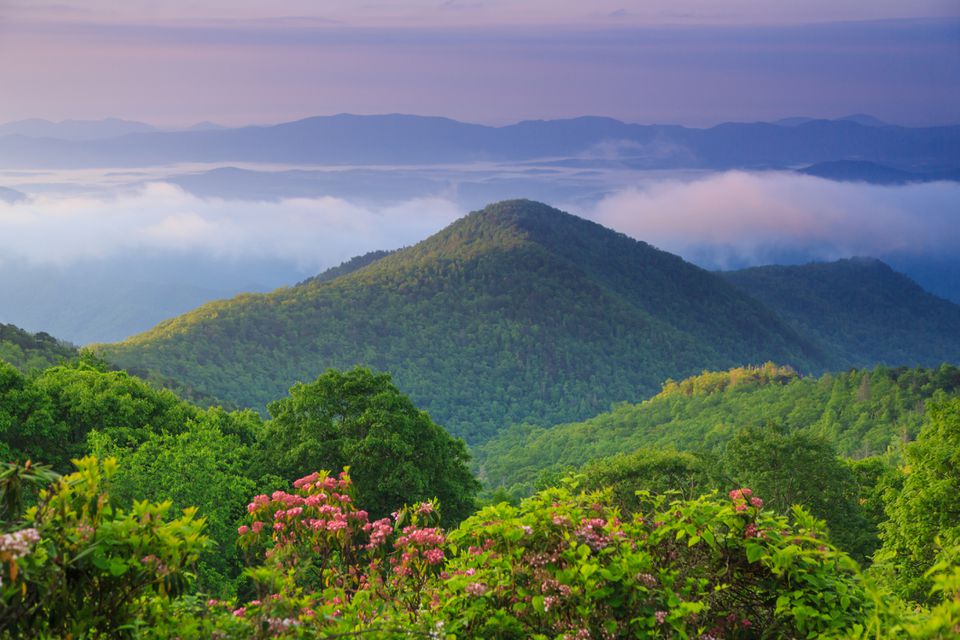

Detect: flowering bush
179,472,883,639
0,456,207,638
430,483,872,639
5,460,956,639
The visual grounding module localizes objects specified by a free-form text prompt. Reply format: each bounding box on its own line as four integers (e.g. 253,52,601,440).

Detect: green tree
88,410,259,594
579,448,710,512
257,367,479,525
875,398,960,603
721,423,873,560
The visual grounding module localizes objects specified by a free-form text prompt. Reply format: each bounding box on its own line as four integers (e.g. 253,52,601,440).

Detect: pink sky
1,1,958,126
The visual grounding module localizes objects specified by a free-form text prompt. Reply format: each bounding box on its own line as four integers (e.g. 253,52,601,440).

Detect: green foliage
0,457,207,638
0,360,197,472
96,200,826,443
0,323,77,372
577,448,710,511
723,258,960,369
3,458,958,638
720,424,874,561
258,367,479,525
478,364,960,493
88,411,258,594
874,398,960,603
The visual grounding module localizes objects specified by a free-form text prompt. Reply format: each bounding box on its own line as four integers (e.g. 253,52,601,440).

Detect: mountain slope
0,323,77,371
97,200,822,443
721,258,960,368
475,364,960,492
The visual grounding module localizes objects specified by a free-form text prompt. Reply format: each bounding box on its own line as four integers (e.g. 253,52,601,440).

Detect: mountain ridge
97,200,825,442
3,114,957,170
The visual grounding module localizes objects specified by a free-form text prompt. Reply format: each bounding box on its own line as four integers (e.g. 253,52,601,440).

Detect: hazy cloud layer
587,171,960,269
0,182,461,270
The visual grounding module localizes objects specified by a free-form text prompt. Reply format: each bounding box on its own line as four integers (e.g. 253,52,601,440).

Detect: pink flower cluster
363,517,394,550
729,488,763,512
575,517,614,551
391,522,447,574
239,470,370,553
0,528,40,560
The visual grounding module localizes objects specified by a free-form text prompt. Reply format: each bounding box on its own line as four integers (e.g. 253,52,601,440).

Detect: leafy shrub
0,457,207,638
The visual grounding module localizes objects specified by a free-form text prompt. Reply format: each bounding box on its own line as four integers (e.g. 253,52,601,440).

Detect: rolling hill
0,323,77,371
474,364,960,493
97,199,823,443
721,258,960,368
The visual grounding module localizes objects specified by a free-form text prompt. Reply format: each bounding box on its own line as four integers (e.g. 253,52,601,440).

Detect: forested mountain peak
97,200,822,442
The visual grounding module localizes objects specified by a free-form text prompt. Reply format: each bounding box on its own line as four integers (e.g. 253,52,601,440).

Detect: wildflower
750,497,763,508
237,525,249,536
465,582,487,596
0,528,40,560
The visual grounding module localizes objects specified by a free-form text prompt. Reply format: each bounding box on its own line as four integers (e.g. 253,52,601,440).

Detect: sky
1,1,958,127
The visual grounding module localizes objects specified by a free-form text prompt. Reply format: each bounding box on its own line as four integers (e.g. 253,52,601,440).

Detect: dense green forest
97,200,827,443
0,358,478,593
96,201,960,446
0,323,77,371
476,364,960,495
1,355,958,636
722,258,960,368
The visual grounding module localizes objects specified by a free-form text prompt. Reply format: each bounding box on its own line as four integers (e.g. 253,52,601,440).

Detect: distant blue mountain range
1,114,956,172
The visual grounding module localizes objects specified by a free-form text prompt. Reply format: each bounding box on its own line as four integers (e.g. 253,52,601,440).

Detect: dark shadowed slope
721,258,960,368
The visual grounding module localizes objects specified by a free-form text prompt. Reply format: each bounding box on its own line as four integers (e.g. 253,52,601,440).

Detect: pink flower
237,525,249,536
750,497,763,508
424,548,444,565
293,472,319,489
465,582,487,596
417,502,434,515
655,610,668,624
734,503,748,512
233,607,246,617
251,521,264,534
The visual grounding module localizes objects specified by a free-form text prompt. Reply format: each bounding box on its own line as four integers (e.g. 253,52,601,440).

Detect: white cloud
586,171,960,268
0,182,463,269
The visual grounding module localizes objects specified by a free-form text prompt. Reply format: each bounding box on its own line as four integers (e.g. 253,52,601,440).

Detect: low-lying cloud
586,171,960,269
2,172,959,277
0,182,462,270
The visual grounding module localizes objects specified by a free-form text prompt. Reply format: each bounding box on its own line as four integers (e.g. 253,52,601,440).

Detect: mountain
0,323,77,371
773,114,889,128
0,117,156,140
797,160,960,184
720,258,960,368
475,364,960,492
836,114,890,127
96,200,822,443
1,114,957,170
